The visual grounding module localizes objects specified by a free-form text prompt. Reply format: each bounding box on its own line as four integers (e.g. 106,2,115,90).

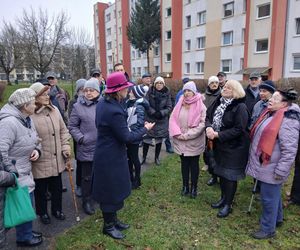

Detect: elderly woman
92,72,154,240
0,88,42,247
206,80,250,218
246,88,300,239
29,82,71,225
169,81,206,198
68,78,100,215
142,76,172,165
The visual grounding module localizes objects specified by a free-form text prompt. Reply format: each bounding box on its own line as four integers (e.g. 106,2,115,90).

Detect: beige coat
172,105,206,156
31,105,71,179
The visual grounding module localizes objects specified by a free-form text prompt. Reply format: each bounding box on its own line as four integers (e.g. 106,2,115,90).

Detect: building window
186,15,191,28
155,66,159,73
256,39,268,52
154,46,159,56
243,0,247,13
137,67,141,75
166,53,171,62
224,2,234,18
132,51,135,59
166,30,171,40
108,56,112,63
241,28,245,43
186,0,191,4
166,7,171,17
198,11,206,25
293,55,300,70
257,3,270,19
221,59,232,73
107,28,111,36
185,63,190,74
296,18,300,35
222,31,233,46
185,40,191,51
106,13,111,22
107,42,112,50
118,10,122,18
196,62,204,74
197,36,206,49
137,51,141,58
240,58,244,70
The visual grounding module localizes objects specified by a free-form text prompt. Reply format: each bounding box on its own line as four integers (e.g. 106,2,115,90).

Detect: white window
257,3,270,19
186,15,191,28
198,11,206,25
224,2,234,18
197,37,206,49
222,31,233,45
108,56,112,63
243,0,247,13
256,39,268,52
196,62,204,74
107,42,112,50
166,53,171,62
222,59,232,73
107,28,111,36
185,40,191,51
137,51,141,58
241,28,245,43
166,30,171,40
106,13,111,22
154,46,159,56
185,63,190,74
166,7,171,17
296,18,300,35
293,55,300,70
137,67,141,75
155,66,159,73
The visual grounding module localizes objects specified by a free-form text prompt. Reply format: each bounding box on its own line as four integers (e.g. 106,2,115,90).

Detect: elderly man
245,72,262,114
141,73,152,87
90,69,106,95
217,71,227,88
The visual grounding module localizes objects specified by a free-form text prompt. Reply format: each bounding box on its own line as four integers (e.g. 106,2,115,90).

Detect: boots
190,185,197,199
217,204,232,218
132,177,141,189
181,186,189,196
142,143,150,164
211,197,225,209
155,143,162,166
103,222,125,239
82,199,95,215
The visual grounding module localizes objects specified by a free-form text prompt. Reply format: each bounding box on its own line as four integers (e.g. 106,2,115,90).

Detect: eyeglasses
155,82,164,85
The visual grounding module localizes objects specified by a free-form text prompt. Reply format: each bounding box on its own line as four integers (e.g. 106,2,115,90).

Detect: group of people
0,64,299,247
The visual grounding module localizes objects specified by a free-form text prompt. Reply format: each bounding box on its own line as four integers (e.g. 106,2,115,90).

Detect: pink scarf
169,93,205,137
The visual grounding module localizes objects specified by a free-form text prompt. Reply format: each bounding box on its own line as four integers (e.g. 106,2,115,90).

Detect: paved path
3,146,169,250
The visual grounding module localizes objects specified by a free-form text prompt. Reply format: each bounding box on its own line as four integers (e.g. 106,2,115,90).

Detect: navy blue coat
92,96,147,209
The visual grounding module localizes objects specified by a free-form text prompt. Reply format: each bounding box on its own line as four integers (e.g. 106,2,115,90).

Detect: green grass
55,155,300,249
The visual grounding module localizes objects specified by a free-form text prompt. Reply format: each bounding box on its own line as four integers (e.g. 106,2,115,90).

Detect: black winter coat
92,96,147,211
245,85,260,115
145,86,172,138
206,96,250,176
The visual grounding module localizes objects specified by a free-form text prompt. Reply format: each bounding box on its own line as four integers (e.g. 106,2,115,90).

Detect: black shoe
62,186,67,192
32,231,42,238
103,223,125,239
40,214,51,224
252,230,275,239
181,186,189,196
207,177,217,186
115,220,130,231
217,204,232,218
276,221,283,227
132,178,141,189
155,158,160,165
211,197,225,209
16,235,43,247
190,187,197,199
141,157,146,165
52,211,66,220
83,202,95,215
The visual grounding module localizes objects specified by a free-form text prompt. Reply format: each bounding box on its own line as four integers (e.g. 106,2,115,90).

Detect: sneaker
75,186,82,197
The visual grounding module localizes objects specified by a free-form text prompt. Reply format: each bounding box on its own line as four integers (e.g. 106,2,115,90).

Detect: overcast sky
0,0,113,37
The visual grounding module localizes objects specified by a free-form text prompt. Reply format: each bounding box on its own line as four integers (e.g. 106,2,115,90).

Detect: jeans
15,192,33,241
260,182,283,233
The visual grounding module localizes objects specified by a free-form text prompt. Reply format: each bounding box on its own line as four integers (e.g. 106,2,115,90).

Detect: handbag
4,174,36,228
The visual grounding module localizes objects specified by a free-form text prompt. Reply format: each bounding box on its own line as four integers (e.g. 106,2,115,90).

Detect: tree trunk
146,49,150,73
5,71,11,85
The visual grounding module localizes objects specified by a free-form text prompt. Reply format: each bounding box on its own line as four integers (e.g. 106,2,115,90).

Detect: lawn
55,155,300,249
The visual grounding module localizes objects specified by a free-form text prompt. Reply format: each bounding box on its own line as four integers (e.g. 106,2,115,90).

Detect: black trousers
180,155,200,187
143,142,162,159
79,161,93,202
127,144,141,181
291,162,300,204
102,211,116,225
219,177,237,205
76,160,82,187
34,174,62,215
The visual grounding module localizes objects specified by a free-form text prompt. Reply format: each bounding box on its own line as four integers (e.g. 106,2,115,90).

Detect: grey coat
68,95,98,162
246,104,300,184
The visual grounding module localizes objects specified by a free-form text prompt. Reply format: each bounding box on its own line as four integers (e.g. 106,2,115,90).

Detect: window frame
255,39,269,53
166,30,172,40
197,11,206,25
166,7,171,17
196,36,206,49
185,63,191,74
293,54,300,71
166,53,172,62
195,61,204,74
222,31,233,46
256,3,271,20
186,15,191,28
221,59,232,73
224,2,234,18
185,39,191,51
296,18,300,35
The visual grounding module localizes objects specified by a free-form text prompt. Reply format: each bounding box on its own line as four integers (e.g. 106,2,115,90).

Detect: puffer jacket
246,104,300,184
31,104,71,179
68,95,99,162
0,103,39,193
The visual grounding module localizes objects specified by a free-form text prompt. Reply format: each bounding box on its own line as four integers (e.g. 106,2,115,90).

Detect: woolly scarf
169,93,204,137
212,97,233,131
250,107,288,165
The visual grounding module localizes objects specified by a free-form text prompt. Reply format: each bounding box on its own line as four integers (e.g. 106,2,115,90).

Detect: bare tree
0,21,24,84
18,7,69,77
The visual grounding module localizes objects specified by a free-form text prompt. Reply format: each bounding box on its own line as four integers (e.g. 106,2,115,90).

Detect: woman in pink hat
91,72,154,240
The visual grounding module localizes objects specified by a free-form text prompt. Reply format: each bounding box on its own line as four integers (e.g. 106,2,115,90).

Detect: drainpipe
282,0,290,80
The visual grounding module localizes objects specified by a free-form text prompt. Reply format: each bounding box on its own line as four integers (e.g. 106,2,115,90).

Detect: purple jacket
246,104,300,184
68,95,99,162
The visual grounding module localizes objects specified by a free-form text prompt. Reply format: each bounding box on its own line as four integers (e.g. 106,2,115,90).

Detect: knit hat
154,76,165,85
76,79,87,93
45,71,56,79
208,76,219,85
30,82,50,96
259,80,275,94
84,78,100,92
182,77,190,84
183,81,198,94
132,85,149,98
8,88,36,107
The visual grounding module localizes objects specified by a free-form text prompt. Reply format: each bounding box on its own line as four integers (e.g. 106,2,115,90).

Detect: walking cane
66,159,81,222
247,179,258,214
